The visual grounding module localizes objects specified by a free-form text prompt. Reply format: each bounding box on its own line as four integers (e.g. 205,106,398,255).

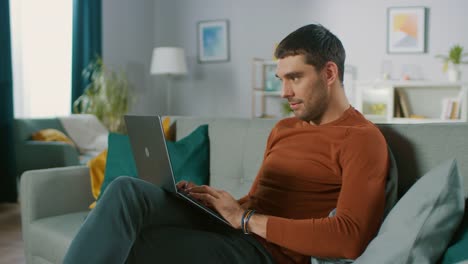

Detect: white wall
102,0,160,115
104,0,468,117
152,0,315,117
312,0,468,82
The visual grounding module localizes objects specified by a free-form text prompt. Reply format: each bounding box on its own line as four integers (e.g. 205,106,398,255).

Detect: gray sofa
14,117,81,178
20,117,468,264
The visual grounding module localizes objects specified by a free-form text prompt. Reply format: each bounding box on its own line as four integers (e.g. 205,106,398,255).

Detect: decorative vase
447,63,461,82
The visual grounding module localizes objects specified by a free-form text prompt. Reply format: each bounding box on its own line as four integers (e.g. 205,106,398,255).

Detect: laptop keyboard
178,191,225,219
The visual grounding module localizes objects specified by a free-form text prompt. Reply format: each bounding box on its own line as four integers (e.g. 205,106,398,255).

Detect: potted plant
436,44,468,82
73,56,134,133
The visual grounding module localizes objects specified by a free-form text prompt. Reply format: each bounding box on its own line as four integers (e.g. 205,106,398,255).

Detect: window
10,0,73,118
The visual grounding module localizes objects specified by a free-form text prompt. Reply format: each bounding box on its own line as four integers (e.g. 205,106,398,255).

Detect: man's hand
175,181,197,192
187,185,244,229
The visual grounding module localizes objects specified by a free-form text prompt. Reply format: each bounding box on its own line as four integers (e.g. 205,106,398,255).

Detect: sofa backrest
14,117,66,143
173,117,275,198
378,123,468,197
173,117,468,199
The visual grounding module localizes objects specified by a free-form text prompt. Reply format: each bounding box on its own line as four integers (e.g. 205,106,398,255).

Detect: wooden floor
0,203,25,264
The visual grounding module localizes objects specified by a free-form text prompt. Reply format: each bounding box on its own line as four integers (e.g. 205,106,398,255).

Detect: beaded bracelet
242,209,256,234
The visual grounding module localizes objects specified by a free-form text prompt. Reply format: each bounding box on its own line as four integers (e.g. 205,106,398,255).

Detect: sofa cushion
441,198,468,264
29,211,89,264
354,159,465,264
208,118,277,198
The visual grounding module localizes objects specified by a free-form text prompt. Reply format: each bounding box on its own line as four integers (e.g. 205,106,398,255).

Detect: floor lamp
150,47,188,115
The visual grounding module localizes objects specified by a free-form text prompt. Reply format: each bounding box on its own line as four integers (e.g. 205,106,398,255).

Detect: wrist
235,209,245,229
241,209,256,234
246,213,268,239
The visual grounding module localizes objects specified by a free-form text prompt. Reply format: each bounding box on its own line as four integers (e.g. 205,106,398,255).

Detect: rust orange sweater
240,107,389,263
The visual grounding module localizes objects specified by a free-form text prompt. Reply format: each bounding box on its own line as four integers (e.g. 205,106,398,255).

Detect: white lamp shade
150,47,188,75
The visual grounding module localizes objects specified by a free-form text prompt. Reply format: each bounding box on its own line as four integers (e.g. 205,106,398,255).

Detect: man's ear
323,61,339,86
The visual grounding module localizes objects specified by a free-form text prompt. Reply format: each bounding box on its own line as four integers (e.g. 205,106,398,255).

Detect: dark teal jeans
63,176,274,264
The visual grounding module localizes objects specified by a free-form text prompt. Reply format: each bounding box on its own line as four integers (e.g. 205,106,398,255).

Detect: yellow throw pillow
162,116,174,141
88,117,172,209
31,129,75,146
88,149,108,209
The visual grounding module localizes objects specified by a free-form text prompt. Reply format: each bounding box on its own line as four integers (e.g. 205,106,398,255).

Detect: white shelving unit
355,81,468,124
251,58,284,118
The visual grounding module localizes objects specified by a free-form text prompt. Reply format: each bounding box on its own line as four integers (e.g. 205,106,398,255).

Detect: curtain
71,0,102,110
0,0,18,202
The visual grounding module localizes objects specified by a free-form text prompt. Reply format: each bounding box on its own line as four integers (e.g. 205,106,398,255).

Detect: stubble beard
295,78,329,123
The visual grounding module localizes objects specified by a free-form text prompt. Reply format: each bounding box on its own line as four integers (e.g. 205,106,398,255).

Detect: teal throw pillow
441,198,468,264
99,125,210,199
166,124,210,186
100,133,138,198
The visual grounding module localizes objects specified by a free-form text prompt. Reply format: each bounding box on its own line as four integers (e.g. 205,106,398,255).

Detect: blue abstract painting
203,26,224,57
198,20,229,62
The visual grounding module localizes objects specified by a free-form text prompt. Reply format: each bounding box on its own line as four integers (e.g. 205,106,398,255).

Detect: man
64,24,389,264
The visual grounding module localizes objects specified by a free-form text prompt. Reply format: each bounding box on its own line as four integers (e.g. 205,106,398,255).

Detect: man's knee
111,176,138,187
103,176,140,199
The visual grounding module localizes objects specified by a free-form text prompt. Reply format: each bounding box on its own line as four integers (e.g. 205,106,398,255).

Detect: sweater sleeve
265,128,389,259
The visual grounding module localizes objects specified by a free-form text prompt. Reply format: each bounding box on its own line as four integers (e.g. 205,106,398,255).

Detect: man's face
276,54,329,123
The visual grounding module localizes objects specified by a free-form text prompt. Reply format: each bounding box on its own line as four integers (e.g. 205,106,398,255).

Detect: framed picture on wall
197,19,229,63
387,7,427,53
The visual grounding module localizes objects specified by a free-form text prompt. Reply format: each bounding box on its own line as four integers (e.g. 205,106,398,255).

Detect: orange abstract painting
388,7,427,53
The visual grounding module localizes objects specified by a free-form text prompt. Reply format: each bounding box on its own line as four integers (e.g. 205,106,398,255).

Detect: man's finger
188,185,221,198
175,181,188,190
190,192,217,204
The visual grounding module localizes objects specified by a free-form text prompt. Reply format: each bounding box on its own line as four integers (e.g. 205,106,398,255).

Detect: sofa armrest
20,165,93,224
16,141,81,176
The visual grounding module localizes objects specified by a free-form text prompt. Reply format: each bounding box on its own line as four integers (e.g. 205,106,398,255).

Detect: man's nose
281,82,293,98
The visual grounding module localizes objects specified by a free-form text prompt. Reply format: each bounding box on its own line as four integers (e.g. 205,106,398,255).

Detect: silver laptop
124,115,231,227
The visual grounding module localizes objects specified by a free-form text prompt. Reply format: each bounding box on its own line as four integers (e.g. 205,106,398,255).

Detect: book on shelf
394,90,402,118
395,89,411,118
450,101,460,119
441,98,461,120
441,88,465,120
